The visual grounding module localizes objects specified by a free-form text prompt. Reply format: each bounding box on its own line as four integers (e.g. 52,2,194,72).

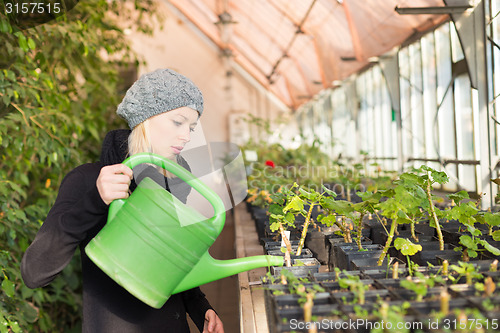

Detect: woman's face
148,107,199,159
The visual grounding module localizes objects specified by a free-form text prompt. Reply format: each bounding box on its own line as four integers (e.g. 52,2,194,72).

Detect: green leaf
0,19,9,33
492,230,500,241
459,235,478,250
431,170,449,184
321,185,337,198
394,237,422,256
318,214,336,227
27,38,36,50
447,190,469,203
17,34,29,53
298,187,315,201
467,249,478,258
1,278,15,298
284,196,303,213
20,302,39,323
479,240,500,256
485,213,500,227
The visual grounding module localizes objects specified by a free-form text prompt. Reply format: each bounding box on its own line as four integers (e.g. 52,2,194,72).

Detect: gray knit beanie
116,69,204,129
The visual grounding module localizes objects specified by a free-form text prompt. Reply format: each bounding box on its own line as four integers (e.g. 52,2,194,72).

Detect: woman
21,69,224,333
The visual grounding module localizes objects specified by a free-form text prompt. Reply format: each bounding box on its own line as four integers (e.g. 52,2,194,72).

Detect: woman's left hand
203,309,224,333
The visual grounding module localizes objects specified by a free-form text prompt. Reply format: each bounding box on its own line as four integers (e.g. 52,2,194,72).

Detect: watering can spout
172,252,284,294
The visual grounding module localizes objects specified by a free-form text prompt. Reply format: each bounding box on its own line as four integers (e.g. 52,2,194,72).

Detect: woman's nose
179,126,191,142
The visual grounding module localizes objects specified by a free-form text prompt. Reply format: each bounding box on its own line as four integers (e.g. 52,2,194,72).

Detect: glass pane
455,74,474,161
435,24,458,191
421,33,439,162
491,0,500,155
409,43,425,159
454,74,476,192
332,87,356,160
450,22,465,62
399,47,413,164
366,71,376,158
373,67,383,161
357,73,368,155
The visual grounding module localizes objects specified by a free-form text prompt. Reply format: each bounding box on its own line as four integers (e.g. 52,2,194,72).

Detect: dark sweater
21,130,213,332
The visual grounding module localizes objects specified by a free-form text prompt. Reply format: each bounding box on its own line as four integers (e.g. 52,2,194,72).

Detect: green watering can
85,153,283,309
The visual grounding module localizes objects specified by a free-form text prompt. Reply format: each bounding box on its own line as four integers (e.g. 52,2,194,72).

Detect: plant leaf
284,196,304,213
447,190,469,203
479,240,500,256
394,237,422,256
459,235,478,250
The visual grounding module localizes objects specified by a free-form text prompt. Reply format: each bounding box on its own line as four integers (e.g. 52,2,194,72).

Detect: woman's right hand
96,164,133,205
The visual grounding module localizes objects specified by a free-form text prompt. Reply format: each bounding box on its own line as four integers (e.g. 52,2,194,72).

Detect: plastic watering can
85,153,283,309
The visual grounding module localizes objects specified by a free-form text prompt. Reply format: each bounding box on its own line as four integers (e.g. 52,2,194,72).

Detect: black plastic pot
351,256,406,271
263,239,300,250
409,242,456,266
408,298,471,316
360,267,410,280
304,229,336,265
327,237,373,271
319,278,374,293
250,205,267,220
271,258,321,276
434,249,463,264
267,247,314,259
334,244,384,271
273,292,332,309
484,270,500,282
331,289,392,305
273,304,344,333
388,286,448,302
313,271,363,284
414,222,436,236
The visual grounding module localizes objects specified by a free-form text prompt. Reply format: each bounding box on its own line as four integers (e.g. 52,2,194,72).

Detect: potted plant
268,183,331,267
376,166,449,266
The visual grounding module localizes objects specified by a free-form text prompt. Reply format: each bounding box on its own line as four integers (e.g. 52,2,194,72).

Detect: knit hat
116,68,204,129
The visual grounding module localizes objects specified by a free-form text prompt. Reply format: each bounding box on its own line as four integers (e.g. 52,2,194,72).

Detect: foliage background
0,1,161,331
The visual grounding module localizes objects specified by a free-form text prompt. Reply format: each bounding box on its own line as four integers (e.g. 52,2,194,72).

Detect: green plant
318,199,354,243
0,1,160,330
399,271,437,302
292,283,324,327
337,272,370,305
449,262,483,285
446,191,500,260
370,301,412,333
394,238,422,276
376,166,448,265
319,190,381,250
269,183,331,266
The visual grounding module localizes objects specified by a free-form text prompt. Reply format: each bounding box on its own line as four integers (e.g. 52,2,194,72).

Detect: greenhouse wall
291,2,500,206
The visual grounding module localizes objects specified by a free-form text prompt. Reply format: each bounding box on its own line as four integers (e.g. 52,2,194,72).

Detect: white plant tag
281,230,291,248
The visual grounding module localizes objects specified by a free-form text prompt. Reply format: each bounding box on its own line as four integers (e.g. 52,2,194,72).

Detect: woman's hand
96,164,133,205
203,309,224,333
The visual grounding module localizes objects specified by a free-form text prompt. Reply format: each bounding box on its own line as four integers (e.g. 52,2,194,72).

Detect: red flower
265,160,276,168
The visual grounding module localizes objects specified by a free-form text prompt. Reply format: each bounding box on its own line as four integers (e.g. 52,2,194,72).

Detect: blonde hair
128,119,177,178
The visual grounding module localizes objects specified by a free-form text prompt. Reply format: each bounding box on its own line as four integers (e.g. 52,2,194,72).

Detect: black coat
21,130,213,332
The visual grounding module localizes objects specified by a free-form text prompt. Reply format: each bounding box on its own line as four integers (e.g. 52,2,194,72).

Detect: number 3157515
5,2,61,14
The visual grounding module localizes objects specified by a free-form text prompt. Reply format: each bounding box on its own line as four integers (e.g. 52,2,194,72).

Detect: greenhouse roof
168,0,449,110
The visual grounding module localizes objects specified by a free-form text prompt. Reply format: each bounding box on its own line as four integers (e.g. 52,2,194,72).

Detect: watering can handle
108,153,226,224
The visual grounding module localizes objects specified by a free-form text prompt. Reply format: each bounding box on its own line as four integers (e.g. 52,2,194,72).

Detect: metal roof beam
395,6,472,15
